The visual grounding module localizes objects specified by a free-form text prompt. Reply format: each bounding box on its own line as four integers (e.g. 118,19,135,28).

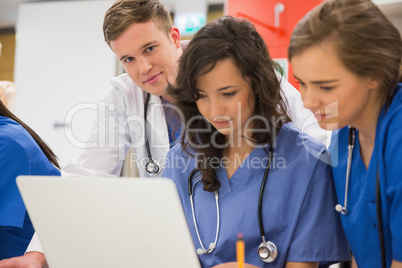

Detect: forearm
351,257,402,267
25,252,47,267
0,252,46,268
285,262,318,268
391,260,402,268
351,256,357,268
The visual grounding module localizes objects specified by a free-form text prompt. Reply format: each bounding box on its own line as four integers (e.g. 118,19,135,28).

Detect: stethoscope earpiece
196,242,216,255
335,204,348,215
258,240,278,263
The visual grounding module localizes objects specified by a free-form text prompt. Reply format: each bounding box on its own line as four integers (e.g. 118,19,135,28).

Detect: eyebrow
293,74,338,84
311,80,338,84
198,86,238,92
119,40,158,61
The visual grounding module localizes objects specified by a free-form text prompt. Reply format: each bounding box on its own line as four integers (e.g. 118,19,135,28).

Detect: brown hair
103,0,173,46
0,100,60,169
167,16,291,192
288,0,402,107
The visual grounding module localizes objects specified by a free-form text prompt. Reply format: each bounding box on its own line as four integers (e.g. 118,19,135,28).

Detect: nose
301,87,320,112
209,97,225,119
137,57,152,74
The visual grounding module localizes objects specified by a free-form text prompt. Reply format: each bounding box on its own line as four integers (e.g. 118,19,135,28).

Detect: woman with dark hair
289,0,402,267
0,99,60,261
163,16,350,268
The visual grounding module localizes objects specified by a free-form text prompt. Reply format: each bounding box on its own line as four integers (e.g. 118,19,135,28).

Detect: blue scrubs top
329,85,402,267
163,123,350,267
0,116,60,260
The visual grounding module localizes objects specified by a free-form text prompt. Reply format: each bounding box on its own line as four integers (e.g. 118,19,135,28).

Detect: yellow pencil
236,233,245,268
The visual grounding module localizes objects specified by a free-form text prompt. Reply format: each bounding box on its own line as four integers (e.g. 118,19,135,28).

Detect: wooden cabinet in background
0,29,15,82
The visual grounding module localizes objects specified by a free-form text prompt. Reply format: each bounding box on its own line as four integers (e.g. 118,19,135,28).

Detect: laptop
16,176,201,268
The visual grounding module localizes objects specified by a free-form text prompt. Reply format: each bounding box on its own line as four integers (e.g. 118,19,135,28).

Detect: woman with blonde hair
289,0,402,267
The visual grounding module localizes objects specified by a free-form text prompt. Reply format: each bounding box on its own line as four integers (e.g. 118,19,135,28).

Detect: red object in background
226,0,323,89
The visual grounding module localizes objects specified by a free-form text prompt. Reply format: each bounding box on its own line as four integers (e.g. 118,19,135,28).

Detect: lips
144,72,162,84
213,120,231,128
313,112,329,121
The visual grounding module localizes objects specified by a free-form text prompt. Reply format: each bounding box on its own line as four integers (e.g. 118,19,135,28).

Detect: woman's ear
170,26,181,49
367,76,381,91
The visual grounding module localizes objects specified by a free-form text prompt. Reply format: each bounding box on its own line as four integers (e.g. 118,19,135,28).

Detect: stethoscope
188,146,278,263
335,126,386,268
188,168,219,255
335,127,356,215
144,92,161,176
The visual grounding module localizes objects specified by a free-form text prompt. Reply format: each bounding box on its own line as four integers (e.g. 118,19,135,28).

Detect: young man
0,0,328,267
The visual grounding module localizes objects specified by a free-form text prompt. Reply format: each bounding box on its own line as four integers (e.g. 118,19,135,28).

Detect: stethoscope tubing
337,126,386,268
143,92,161,176
189,176,220,254
144,92,152,162
188,145,276,262
376,170,386,268
258,145,273,237
342,127,355,215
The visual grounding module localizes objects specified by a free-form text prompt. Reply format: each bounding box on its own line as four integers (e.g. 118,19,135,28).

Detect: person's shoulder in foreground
0,116,60,261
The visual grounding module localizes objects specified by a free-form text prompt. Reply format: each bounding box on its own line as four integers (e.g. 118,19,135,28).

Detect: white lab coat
26,72,329,253
62,73,170,178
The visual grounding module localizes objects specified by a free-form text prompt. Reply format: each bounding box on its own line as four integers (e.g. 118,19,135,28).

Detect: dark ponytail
0,100,60,169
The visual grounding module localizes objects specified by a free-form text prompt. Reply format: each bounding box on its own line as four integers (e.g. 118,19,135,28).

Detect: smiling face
291,43,380,130
195,58,255,138
110,21,182,98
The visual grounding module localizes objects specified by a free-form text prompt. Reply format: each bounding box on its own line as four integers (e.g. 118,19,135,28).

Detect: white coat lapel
146,94,170,163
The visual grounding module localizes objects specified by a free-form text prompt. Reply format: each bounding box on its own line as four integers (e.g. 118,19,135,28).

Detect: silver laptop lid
17,176,201,268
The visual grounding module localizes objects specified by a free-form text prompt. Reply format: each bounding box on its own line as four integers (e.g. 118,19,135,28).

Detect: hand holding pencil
210,234,260,268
